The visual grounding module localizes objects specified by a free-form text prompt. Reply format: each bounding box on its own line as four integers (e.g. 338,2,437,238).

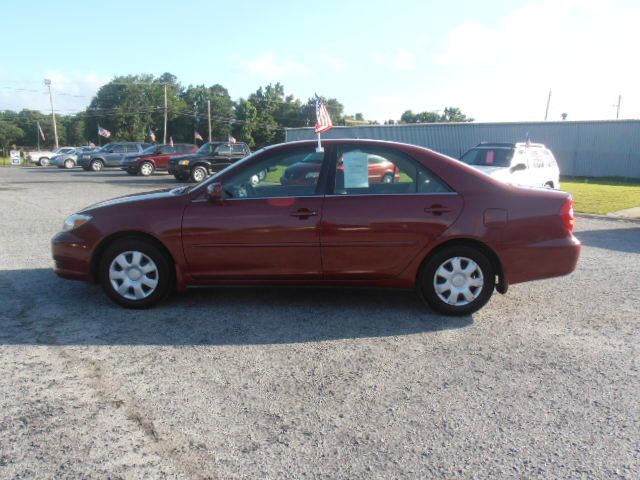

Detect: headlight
178,159,190,166
63,214,92,232
305,172,320,179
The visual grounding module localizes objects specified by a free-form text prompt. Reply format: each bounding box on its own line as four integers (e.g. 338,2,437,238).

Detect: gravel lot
0,167,638,479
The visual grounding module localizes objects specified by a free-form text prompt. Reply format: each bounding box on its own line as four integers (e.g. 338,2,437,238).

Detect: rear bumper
51,232,94,282
502,235,581,285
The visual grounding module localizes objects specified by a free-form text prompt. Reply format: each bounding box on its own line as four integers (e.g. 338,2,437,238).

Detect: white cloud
372,48,416,70
369,95,410,121
318,53,349,73
0,70,110,114
432,0,640,121
239,52,311,79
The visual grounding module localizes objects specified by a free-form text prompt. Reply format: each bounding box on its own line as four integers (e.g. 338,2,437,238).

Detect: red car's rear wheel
419,245,494,316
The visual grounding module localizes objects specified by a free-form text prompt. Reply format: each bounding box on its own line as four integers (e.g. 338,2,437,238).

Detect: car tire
64,159,75,169
418,245,495,316
39,157,50,167
190,166,207,183
140,161,154,176
91,159,104,172
382,173,394,183
174,174,188,182
98,238,174,309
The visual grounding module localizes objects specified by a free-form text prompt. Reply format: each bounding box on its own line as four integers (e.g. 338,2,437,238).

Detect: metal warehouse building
286,120,640,178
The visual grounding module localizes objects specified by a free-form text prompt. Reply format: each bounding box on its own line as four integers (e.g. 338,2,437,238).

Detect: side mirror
206,182,224,204
510,163,527,173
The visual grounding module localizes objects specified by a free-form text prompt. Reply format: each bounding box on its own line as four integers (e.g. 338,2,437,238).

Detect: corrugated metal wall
285,120,640,178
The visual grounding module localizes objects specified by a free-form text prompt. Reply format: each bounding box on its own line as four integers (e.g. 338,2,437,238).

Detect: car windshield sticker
343,151,369,188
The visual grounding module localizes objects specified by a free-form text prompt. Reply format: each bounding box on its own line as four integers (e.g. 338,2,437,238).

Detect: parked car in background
77,142,152,172
27,147,75,166
52,139,580,315
281,152,401,186
121,143,197,176
168,141,251,182
52,146,98,169
460,142,561,189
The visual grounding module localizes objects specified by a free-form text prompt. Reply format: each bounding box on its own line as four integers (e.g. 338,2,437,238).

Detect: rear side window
460,148,514,167
232,144,245,154
334,145,452,195
125,145,139,153
217,145,232,155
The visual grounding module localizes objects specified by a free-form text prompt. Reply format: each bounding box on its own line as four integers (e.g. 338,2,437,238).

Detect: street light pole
163,83,168,144
207,99,212,142
44,79,59,149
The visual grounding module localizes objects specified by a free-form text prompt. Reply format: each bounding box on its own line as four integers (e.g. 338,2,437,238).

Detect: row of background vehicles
28,140,561,189
28,141,253,183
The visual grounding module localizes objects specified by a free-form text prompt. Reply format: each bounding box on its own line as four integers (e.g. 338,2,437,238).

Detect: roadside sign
10,150,21,166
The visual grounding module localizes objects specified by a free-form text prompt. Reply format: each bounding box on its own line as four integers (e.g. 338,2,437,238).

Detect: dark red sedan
52,140,580,315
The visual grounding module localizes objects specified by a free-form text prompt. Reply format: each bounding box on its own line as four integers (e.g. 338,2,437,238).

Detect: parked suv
460,142,560,189
168,141,251,182
78,142,152,172
121,143,198,176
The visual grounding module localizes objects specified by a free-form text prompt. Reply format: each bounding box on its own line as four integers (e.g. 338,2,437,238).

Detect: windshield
196,143,220,155
97,143,113,152
460,148,514,167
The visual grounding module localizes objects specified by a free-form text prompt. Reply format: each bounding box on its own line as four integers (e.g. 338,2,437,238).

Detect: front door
321,144,463,280
182,146,328,281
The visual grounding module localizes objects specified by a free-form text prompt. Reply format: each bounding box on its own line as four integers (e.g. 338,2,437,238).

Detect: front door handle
424,204,452,216
291,208,317,219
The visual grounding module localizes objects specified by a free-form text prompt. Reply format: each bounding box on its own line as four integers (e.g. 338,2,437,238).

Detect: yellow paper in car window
343,151,369,188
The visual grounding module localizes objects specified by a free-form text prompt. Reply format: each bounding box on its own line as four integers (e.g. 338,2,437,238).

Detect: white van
459,142,560,189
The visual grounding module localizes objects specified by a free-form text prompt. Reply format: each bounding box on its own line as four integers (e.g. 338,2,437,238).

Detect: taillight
561,195,575,233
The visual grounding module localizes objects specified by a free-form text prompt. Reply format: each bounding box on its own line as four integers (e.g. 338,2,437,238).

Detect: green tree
0,120,24,155
439,107,474,122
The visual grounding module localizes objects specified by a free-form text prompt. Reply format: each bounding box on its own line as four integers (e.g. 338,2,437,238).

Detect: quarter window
334,146,452,195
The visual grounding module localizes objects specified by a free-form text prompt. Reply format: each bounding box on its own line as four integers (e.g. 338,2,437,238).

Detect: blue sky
2,0,639,122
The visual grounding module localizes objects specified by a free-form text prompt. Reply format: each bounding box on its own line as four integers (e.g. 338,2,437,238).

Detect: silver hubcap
93,161,102,171
194,169,205,182
65,160,73,168
141,163,153,175
109,251,159,300
433,256,484,306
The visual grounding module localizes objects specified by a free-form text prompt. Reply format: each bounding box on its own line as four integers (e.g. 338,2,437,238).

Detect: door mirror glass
510,162,527,172
206,182,224,203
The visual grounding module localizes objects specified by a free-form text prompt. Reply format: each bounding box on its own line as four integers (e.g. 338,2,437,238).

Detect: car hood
470,165,512,182
81,188,186,213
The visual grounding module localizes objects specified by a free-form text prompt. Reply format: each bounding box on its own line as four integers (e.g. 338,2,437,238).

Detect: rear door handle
424,204,452,216
291,208,317,219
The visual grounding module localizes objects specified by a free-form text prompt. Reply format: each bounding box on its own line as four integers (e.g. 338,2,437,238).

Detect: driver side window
224,148,325,199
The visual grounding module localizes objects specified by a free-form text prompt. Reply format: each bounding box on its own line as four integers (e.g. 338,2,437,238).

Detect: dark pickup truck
168,141,251,182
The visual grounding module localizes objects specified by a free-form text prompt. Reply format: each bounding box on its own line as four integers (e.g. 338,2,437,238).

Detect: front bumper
168,163,190,176
121,162,140,173
51,231,94,282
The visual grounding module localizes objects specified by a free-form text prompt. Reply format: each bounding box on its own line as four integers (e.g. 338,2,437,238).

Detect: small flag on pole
228,134,237,144
314,94,333,134
194,130,204,141
149,128,156,142
37,122,46,141
169,136,174,147
98,125,112,138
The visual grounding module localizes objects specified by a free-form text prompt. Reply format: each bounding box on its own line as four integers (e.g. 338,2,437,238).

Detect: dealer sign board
10,150,21,165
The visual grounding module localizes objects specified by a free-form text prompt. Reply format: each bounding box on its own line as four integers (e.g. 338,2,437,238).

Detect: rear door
321,144,462,280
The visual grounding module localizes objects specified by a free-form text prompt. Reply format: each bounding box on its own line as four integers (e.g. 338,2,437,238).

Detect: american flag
194,130,204,141
98,125,111,138
149,128,156,142
315,94,333,133
37,122,46,141
228,134,236,144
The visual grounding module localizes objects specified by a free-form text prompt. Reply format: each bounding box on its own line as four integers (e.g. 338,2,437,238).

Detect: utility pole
207,100,212,142
44,79,59,149
615,95,622,119
544,89,552,121
163,83,168,145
